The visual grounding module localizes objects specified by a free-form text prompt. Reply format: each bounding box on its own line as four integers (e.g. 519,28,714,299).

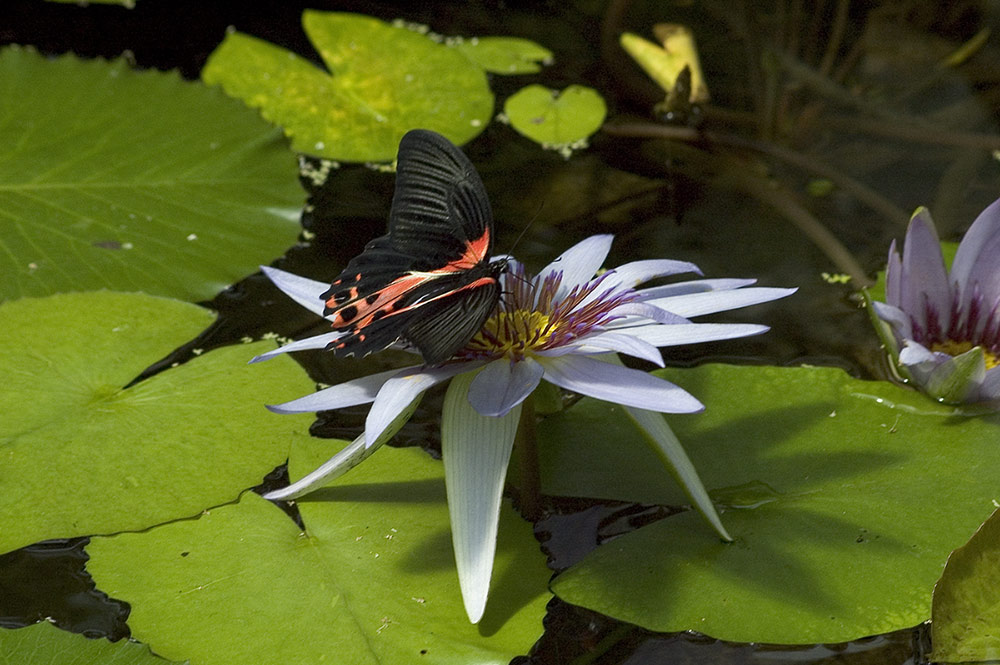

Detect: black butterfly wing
318,130,498,362
403,273,501,365
326,266,500,362
388,129,494,269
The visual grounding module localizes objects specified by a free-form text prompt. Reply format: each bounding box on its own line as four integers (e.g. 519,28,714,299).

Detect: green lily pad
546,364,1000,644
0,622,182,664
202,11,494,161
932,508,1000,663
87,438,549,665
0,291,314,555
453,37,552,74
503,84,606,148
0,46,302,303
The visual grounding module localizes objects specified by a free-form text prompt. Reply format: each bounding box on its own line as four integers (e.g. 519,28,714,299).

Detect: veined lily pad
0,622,181,665
503,85,606,148
0,46,302,303
87,438,550,665
546,364,1000,644
202,11,494,161
0,291,314,555
932,508,1000,663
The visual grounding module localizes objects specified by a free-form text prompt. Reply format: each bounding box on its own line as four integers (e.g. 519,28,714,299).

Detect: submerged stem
514,394,541,521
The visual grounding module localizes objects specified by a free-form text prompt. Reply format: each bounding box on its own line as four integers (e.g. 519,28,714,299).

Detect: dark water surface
3,1,999,663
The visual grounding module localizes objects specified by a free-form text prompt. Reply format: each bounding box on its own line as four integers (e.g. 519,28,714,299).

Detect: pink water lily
255,234,795,622
872,201,1000,406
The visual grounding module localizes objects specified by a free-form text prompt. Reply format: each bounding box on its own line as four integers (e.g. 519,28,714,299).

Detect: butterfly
320,129,506,365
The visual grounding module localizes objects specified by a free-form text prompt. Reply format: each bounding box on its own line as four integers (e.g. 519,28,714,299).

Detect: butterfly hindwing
403,270,501,365
319,130,502,363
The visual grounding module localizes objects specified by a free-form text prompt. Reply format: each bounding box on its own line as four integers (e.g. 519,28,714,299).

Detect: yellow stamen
931,340,1000,370
470,310,558,356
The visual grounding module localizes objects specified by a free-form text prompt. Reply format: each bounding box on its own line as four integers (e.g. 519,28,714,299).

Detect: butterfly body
321,130,504,365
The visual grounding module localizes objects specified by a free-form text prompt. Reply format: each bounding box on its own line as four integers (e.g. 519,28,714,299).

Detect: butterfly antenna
506,199,545,256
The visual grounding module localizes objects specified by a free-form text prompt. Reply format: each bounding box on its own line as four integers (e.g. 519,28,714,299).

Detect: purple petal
645,287,797,318
613,322,769,346
261,266,329,317
951,197,1000,311
884,240,902,307
637,278,758,300
365,362,478,448
535,235,613,299
249,332,342,364
539,355,704,413
441,370,521,623
467,357,544,417
871,301,913,340
603,259,702,290
266,366,412,414
899,209,950,331
979,367,1000,401
546,331,665,366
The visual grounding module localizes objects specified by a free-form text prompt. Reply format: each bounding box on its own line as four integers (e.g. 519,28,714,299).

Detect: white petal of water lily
249,332,342,364
611,302,690,325
544,331,665,366
645,287,798,318
467,357,544,417
624,406,731,541
636,278,758,300
614,322,770,347
602,258,702,290
365,363,479,448
266,367,412,414
261,266,329,317
898,340,938,366
441,370,522,623
263,434,369,501
539,354,704,413
263,391,427,501
535,234,613,299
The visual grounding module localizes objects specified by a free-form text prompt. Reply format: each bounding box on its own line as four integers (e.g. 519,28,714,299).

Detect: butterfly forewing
318,129,502,363
388,130,493,267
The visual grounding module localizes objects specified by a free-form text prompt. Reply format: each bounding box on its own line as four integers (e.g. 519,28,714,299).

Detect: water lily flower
255,234,795,622
871,200,1000,406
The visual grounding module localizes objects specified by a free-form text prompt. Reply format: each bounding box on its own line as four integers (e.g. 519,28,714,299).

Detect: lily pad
932,508,1000,663
0,46,302,303
546,364,1000,644
0,291,314,555
87,438,550,665
202,11,494,161
0,621,182,664
453,37,552,74
503,84,606,148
